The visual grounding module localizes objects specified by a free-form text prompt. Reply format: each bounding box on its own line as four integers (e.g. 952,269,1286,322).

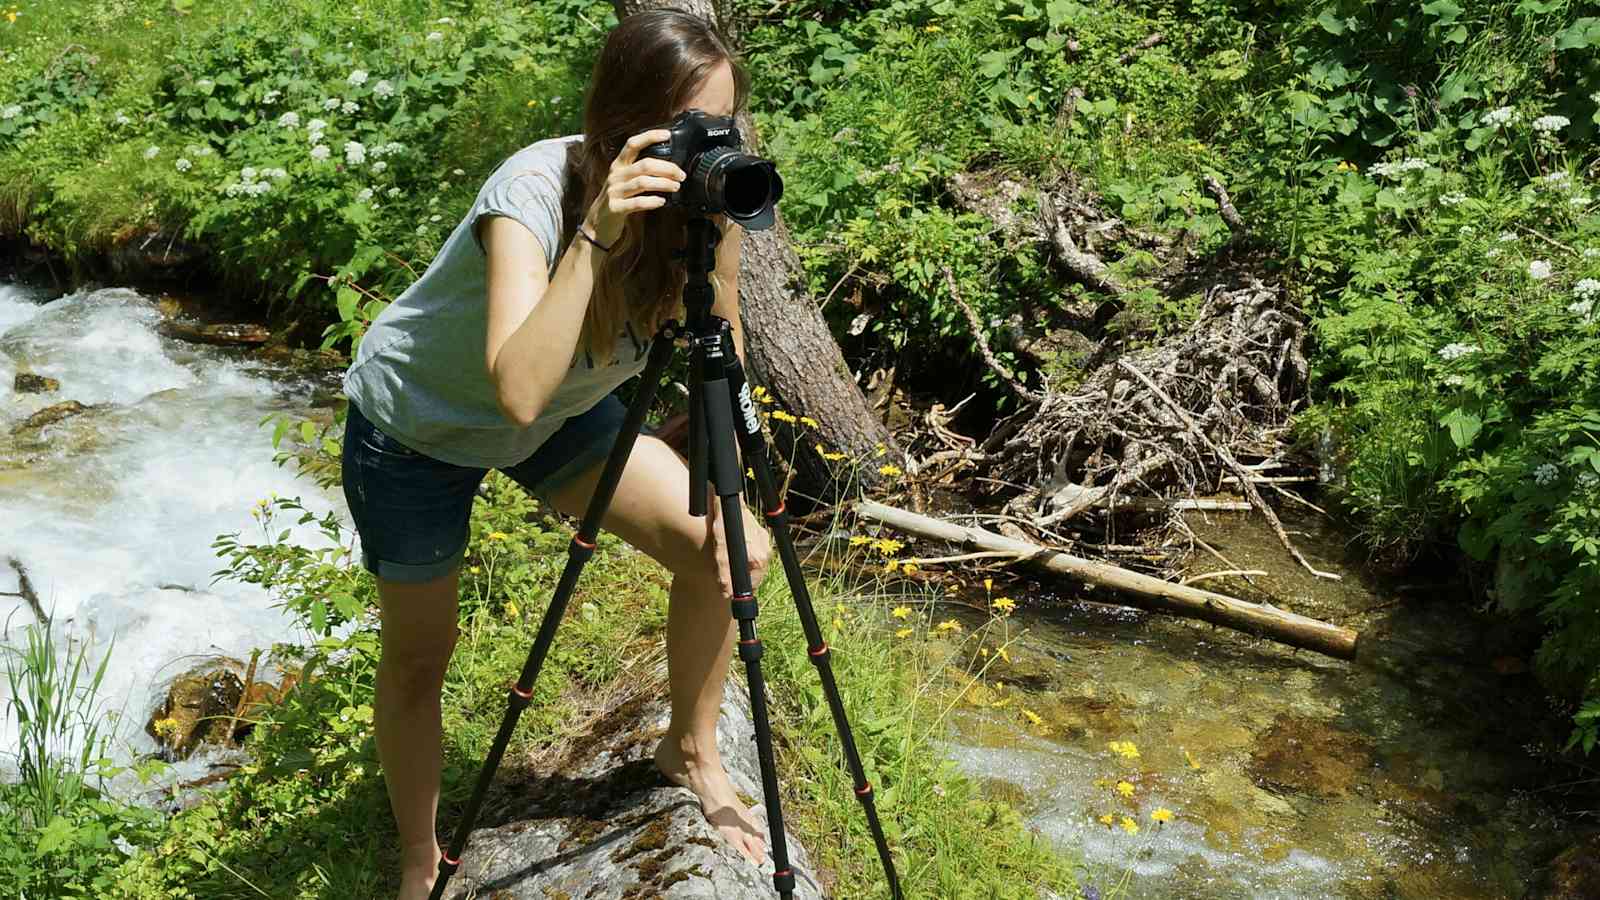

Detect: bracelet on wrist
578,227,614,253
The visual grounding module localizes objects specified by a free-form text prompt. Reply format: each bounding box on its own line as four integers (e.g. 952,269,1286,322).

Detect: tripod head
680,215,723,336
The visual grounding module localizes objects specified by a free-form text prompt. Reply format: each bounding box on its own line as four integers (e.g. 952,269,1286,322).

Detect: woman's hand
586,129,687,246
704,487,772,602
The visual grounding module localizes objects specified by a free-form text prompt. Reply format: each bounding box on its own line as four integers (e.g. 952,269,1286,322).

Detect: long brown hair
558,8,751,362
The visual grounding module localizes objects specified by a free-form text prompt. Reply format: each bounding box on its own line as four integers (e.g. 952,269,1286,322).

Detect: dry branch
3,557,47,625
856,500,1359,659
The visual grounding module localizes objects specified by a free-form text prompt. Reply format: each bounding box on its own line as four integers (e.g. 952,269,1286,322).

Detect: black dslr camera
640,109,784,231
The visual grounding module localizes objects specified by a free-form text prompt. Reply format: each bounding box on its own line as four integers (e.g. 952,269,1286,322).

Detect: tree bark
614,0,901,497
856,500,1361,660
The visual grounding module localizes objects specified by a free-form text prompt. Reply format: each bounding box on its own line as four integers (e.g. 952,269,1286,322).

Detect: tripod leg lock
732,592,758,621
568,536,597,562
772,868,796,895
737,637,764,662
806,641,831,665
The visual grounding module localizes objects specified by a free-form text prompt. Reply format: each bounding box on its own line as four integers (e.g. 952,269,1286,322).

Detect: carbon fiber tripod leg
712,325,904,899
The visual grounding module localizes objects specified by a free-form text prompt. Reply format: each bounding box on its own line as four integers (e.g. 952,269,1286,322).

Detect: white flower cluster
311,145,331,162
1572,280,1600,317
1369,158,1429,179
1532,115,1570,134
113,111,131,126
345,141,367,165
348,70,369,87
196,79,214,91
1534,463,1559,487
175,158,192,173
356,187,375,203
1528,260,1553,280
1587,248,1600,259
373,79,395,99
1438,342,1479,361
263,89,281,104
387,186,402,198
144,146,160,160
278,111,300,128
372,160,388,174
323,97,341,111
184,144,215,158
1580,472,1600,490
1498,231,1518,243
341,100,359,115
224,167,286,198
426,31,444,42
1482,106,1520,128
1439,191,1467,206
1536,172,1573,191
308,118,328,143
0,104,21,120
369,141,405,159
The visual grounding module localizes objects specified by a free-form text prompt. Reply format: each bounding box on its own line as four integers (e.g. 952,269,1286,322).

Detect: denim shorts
340,397,629,583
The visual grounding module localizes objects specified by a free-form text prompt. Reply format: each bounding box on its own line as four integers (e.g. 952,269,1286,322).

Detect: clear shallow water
933,511,1576,899
0,282,348,794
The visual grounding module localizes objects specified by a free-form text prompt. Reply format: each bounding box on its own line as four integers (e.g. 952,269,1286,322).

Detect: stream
0,279,347,791
936,510,1581,898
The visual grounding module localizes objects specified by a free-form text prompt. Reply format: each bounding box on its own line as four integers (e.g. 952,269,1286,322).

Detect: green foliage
0,622,164,898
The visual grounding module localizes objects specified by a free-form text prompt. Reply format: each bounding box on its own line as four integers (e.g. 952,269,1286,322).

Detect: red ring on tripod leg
764,501,785,517
808,642,829,657
572,535,597,550
856,782,872,797
511,684,533,699
442,851,460,866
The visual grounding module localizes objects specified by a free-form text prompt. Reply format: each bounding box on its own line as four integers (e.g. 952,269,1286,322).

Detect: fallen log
855,500,1360,660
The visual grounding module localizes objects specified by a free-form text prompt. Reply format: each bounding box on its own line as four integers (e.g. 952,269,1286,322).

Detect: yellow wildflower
1184,749,1202,770
1108,740,1141,760
152,717,179,738
469,566,481,574
816,443,846,461
487,531,508,541
833,616,844,630
526,99,537,107
879,463,903,477
772,410,798,423
1115,781,1135,798
1120,817,1139,835
1098,813,1114,826
800,416,819,428
505,601,519,619
891,605,912,620
883,558,900,573
983,577,993,593
997,646,1010,662
936,619,963,633
894,627,913,638
991,697,1013,709
991,596,1016,615
1151,808,1174,824
849,535,872,546
874,442,887,457
871,537,904,555
752,385,775,404
924,24,942,32
1021,708,1044,727
901,563,919,575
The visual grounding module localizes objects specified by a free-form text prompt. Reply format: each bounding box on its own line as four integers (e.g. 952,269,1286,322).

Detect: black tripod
428,215,902,900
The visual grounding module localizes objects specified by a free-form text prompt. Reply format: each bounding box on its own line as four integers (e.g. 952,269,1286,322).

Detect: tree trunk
614,0,900,497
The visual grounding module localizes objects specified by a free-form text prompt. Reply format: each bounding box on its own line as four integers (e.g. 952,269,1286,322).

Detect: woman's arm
483,216,604,427
486,129,686,427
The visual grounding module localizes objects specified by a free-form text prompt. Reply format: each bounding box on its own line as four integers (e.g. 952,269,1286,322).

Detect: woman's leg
542,435,772,864
374,568,462,900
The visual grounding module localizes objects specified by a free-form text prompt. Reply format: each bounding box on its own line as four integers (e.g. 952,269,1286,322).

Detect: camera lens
691,146,784,230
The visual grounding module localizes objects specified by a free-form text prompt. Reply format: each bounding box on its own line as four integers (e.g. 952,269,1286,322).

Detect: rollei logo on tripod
738,383,760,435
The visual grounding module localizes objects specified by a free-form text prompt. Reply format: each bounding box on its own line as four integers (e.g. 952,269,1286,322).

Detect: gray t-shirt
343,134,653,469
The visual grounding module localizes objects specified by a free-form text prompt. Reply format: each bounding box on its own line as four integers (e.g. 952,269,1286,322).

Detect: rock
146,657,247,760
1246,713,1372,798
13,372,60,394
447,679,826,899
157,321,272,346
1543,832,1600,900
12,400,94,435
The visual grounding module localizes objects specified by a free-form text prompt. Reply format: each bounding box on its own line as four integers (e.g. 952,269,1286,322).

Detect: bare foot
396,850,438,900
655,733,768,865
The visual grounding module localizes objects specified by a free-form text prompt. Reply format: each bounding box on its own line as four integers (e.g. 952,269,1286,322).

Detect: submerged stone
1247,714,1372,799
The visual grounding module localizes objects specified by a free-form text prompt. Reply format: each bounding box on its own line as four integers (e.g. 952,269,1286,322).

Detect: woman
339,10,771,899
